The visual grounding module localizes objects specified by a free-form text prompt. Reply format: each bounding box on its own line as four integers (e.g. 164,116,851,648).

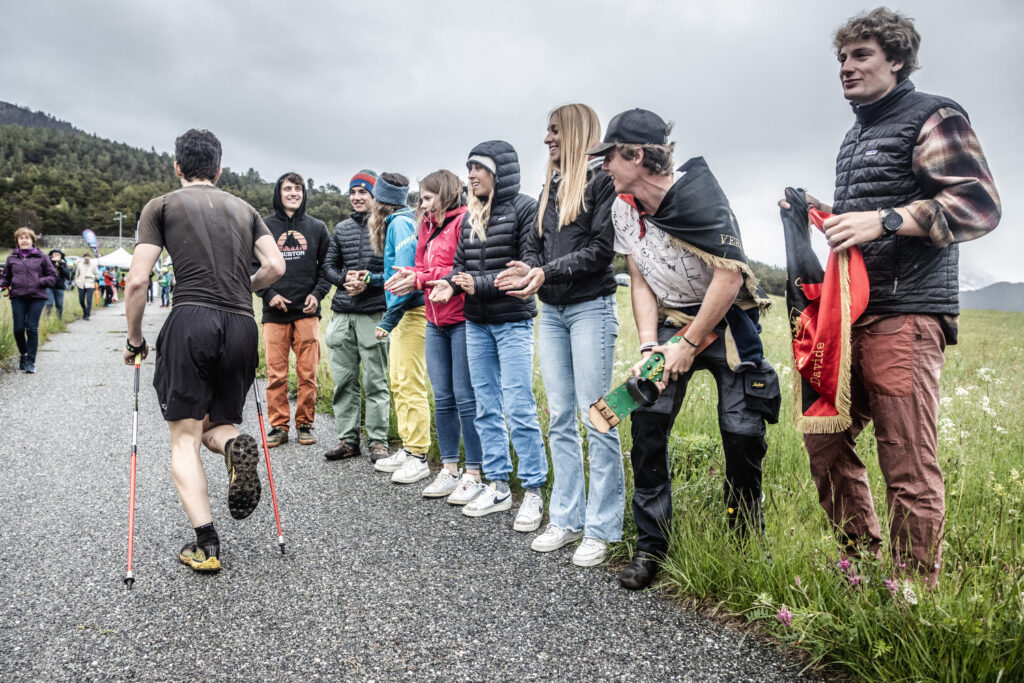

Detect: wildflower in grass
995,425,1007,434
794,575,801,587
939,396,953,407
776,606,792,627
955,386,970,397
981,395,996,417
849,574,862,587
838,558,851,573
902,581,918,605
755,592,773,607
977,367,996,382
884,578,899,594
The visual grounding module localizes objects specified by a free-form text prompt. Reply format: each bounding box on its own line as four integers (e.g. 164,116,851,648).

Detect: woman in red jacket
386,170,484,504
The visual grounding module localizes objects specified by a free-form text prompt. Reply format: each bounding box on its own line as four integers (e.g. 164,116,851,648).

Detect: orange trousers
263,317,321,430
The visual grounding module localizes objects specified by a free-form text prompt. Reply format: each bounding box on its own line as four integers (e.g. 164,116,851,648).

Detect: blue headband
373,176,409,206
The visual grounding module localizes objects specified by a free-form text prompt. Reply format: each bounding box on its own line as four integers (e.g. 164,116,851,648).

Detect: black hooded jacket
448,140,538,324
259,174,331,323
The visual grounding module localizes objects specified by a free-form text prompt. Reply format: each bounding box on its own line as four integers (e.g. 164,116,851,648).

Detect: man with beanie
780,8,1000,584
322,170,391,462
588,109,778,590
259,172,332,448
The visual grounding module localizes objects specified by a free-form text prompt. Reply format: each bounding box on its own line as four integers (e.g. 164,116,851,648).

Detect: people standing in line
0,227,57,373
496,104,624,567
365,173,433,482
322,170,391,462
74,252,98,320
102,267,115,306
386,170,485,503
122,128,285,573
589,109,779,590
779,8,1000,584
44,249,70,319
159,268,172,307
258,172,332,449
427,141,548,530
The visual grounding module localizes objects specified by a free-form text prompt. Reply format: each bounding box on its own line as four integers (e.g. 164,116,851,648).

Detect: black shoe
324,440,359,461
225,434,261,520
266,427,288,448
296,424,316,445
619,551,661,590
179,541,221,572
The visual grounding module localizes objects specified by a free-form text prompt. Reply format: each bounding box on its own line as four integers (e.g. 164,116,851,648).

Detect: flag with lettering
780,188,869,433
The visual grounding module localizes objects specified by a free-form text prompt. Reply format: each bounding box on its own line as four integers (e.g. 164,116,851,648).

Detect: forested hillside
0,102,352,243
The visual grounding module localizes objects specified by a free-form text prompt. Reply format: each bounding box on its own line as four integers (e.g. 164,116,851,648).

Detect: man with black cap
588,109,779,590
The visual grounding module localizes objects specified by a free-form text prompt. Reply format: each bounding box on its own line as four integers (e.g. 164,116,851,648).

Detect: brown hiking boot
368,441,390,463
266,427,288,448
296,424,316,445
324,440,359,461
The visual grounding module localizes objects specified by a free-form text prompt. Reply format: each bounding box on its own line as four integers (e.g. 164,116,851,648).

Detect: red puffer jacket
413,206,467,327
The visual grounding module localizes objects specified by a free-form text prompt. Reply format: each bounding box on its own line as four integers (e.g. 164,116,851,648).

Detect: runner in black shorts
122,129,285,573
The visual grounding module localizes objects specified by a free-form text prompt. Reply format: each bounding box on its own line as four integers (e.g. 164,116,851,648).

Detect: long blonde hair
368,172,410,255
466,172,494,243
537,104,601,235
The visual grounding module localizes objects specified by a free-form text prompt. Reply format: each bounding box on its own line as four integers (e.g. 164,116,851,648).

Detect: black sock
195,523,219,548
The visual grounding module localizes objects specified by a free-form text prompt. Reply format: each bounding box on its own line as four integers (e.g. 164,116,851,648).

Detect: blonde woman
427,141,547,530
497,104,623,566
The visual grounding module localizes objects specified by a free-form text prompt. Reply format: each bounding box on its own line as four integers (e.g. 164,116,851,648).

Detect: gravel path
0,301,815,681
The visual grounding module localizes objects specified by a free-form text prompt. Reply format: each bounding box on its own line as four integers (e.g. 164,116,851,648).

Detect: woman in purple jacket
0,227,57,373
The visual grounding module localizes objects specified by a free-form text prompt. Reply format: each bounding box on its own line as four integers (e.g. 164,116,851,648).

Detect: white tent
97,247,134,269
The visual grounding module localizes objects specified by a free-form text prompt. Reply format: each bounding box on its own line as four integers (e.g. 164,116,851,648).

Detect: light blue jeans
426,321,483,468
465,319,548,490
538,295,624,542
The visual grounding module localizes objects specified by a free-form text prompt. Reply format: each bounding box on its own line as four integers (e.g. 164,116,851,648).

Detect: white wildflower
977,367,996,382
955,386,970,397
902,581,918,606
995,425,1007,434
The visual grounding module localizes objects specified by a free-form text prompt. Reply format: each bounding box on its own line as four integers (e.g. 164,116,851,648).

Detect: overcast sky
2,0,1021,282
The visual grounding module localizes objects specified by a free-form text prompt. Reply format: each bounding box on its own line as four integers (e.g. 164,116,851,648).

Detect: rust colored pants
263,317,322,431
804,313,946,577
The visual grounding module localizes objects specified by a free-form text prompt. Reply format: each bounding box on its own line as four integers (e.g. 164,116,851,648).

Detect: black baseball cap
586,108,669,156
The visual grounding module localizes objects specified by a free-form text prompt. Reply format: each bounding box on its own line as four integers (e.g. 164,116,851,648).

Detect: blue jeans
44,288,64,319
538,295,625,541
465,319,547,489
426,321,483,468
11,297,46,364
160,285,171,306
78,287,93,319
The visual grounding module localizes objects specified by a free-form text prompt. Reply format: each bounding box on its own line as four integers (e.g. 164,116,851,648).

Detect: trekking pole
252,379,285,554
124,353,141,590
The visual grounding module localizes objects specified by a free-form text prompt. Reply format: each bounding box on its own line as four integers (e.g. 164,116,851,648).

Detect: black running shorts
153,304,259,424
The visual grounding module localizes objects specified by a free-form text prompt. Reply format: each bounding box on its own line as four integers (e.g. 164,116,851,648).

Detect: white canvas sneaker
513,492,544,532
392,455,430,484
422,469,460,497
462,482,512,517
373,448,410,473
572,536,609,567
447,473,485,505
531,524,584,553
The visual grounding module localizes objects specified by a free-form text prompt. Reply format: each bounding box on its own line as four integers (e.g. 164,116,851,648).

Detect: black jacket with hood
259,174,332,323
523,162,618,306
323,210,386,314
448,140,538,324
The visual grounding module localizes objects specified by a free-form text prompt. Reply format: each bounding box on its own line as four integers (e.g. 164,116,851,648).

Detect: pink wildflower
794,575,802,587
838,558,851,573
849,574,862,587
884,578,899,594
776,606,792,627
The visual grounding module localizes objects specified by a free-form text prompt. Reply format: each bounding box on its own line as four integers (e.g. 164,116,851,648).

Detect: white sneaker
513,492,544,532
531,524,584,553
572,536,609,567
392,455,430,484
374,448,410,473
462,482,512,517
447,473,485,505
422,469,460,497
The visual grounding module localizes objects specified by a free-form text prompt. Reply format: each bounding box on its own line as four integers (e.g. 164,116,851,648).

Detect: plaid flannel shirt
907,108,1001,246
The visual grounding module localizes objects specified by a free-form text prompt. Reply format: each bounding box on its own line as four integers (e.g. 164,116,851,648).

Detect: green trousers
325,311,390,444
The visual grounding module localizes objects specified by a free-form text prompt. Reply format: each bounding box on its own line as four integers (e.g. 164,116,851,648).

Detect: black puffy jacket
323,211,386,314
523,163,617,306
449,140,538,324
833,79,964,319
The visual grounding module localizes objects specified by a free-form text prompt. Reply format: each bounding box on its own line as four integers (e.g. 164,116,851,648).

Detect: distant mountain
959,282,1024,312
959,263,999,292
0,101,75,131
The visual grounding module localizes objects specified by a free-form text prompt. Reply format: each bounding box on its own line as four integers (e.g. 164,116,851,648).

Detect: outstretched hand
425,279,454,303
452,272,475,295
506,267,544,299
385,266,416,296
494,260,531,290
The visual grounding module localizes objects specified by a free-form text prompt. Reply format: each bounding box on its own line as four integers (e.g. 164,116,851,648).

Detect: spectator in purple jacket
0,227,57,373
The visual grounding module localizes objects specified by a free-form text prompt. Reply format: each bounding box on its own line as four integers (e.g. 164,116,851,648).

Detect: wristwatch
878,208,903,237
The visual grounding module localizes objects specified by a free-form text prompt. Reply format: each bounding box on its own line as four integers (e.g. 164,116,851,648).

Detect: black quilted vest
833,79,965,316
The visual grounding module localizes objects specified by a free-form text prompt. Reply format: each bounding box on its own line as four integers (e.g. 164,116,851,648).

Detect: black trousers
629,324,771,555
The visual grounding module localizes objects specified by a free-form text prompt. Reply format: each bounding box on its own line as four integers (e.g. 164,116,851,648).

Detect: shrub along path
0,300,817,681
